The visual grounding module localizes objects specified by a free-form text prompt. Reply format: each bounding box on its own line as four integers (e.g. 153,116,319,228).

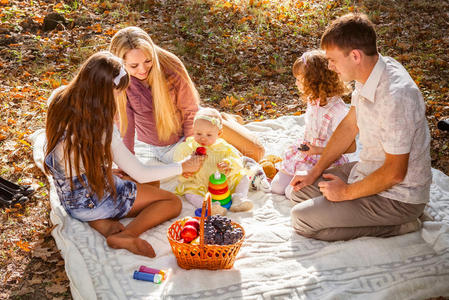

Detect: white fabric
133,137,183,165
350,55,432,204
111,128,182,183
31,116,449,300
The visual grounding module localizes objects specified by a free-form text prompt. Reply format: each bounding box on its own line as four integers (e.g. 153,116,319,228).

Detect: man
289,13,431,241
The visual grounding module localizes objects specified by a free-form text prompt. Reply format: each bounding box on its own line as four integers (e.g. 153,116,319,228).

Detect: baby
173,107,253,214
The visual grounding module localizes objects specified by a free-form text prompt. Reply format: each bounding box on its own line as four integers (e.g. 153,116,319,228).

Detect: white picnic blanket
31,115,449,300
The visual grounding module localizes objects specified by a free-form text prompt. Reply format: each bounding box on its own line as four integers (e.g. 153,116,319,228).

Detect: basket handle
199,193,212,254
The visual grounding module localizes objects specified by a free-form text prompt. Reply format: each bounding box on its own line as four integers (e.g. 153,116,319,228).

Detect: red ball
184,218,200,231
180,225,198,243
195,147,207,156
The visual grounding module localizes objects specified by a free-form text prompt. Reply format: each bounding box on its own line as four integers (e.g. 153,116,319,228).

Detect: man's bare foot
106,231,156,258
88,219,125,238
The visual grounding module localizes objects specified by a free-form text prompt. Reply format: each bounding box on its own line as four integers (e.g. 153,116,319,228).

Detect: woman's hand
181,153,206,174
217,161,231,175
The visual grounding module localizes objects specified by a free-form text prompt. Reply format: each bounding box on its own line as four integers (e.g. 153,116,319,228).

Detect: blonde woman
109,26,265,167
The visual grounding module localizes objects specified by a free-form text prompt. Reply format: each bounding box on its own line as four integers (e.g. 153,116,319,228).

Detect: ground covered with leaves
1,0,448,298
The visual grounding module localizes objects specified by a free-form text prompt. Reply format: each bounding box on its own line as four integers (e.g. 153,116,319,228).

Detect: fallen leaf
32,246,53,260
46,283,67,294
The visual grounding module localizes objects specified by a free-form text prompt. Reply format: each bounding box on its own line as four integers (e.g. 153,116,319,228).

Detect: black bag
0,176,34,206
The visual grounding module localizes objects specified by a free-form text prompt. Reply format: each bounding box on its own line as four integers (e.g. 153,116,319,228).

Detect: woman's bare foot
88,219,125,237
106,231,156,258
221,112,245,125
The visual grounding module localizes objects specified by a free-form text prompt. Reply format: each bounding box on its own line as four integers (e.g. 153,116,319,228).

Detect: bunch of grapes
203,215,243,245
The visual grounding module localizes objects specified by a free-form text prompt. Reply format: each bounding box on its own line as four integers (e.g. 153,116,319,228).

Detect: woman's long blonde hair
109,26,200,142
45,51,130,199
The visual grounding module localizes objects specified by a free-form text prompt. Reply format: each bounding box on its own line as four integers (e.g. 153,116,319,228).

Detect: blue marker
133,271,162,283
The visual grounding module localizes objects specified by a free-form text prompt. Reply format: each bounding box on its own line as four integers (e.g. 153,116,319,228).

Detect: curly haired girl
271,50,355,196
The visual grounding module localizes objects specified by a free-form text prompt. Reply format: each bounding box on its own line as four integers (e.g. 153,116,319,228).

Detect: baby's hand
217,161,231,175
181,153,206,174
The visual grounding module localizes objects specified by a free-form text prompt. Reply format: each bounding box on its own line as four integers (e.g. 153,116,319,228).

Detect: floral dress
281,96,349,176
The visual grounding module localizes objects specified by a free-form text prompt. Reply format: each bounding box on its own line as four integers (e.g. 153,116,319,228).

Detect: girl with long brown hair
44,51,204,258
271,50,355,196
109,26,265,167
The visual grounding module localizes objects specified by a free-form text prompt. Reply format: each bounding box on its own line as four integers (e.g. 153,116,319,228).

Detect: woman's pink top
123,69,199,153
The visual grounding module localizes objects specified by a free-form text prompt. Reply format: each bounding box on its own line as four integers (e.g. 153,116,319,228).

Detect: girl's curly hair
293,50,346,105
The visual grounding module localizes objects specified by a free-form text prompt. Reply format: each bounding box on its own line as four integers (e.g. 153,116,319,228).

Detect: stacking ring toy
208,171,232,210
209,172,226,185
216,194,232,205
208,186,228,195
222,199,232,209
208,181,227,190
211,190,230,201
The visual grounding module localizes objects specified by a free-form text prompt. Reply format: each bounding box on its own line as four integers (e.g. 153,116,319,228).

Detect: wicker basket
167,193,245,270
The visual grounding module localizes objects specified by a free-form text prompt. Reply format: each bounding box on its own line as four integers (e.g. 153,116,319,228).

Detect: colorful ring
222,199,232,210
212,194,231,205
194,208,207,217
212,195,232,206
208,181,228,190
211,190,230,201
218,194,232,205
209,173,227,185
213,195,231,206
208,186,229,195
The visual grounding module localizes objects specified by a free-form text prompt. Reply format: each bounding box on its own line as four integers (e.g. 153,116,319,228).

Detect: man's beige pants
289,162,426,241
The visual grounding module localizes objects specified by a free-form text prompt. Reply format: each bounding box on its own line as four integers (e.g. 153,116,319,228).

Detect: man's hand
317,173,348,202
290,169,320,191
217,161,231,175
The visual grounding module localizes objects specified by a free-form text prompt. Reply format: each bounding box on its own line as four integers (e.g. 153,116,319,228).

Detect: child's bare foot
106,231,156,258
88,219,125,237
211,202,227,215
230,200,253,212
230,194,253,212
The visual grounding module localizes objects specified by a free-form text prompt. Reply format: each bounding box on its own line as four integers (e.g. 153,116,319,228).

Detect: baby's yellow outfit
173,137,246,197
